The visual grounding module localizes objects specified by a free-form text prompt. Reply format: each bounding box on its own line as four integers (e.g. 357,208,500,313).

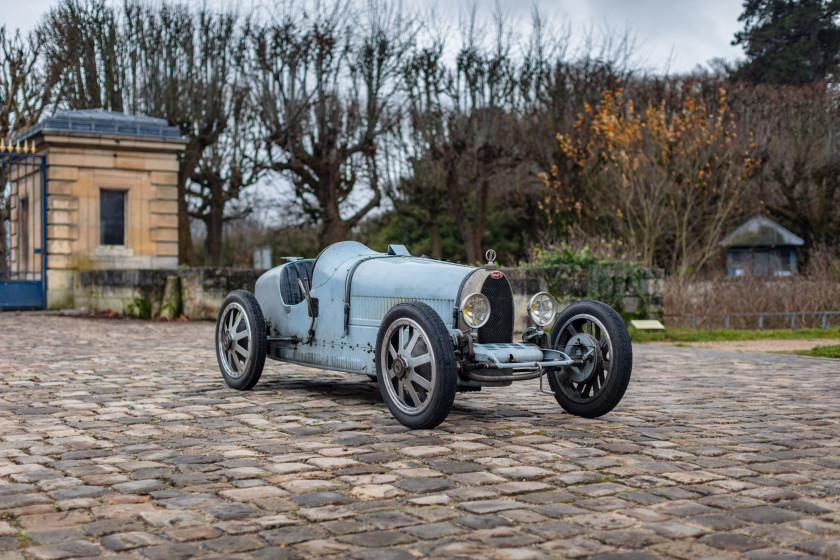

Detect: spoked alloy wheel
556,313,611,401
219,302,252,377
547,300,632,418
376,302,456,429
382,318,437,415
215,290,266,390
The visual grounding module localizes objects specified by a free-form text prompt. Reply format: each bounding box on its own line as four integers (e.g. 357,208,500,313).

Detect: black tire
547,300,632,418
215,290,266,390
375,302,457,429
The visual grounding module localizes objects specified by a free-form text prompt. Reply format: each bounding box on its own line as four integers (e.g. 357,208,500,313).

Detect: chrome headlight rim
460,292,491,329
527,292,556,327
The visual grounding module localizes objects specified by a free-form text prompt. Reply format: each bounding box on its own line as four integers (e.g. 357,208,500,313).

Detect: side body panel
349,258,473,330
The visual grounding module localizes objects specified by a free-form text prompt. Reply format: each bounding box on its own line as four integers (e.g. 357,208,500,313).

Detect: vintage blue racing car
215,241,632,429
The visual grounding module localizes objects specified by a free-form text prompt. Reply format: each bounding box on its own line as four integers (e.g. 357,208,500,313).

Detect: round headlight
461,293,491,329
527,292,556,327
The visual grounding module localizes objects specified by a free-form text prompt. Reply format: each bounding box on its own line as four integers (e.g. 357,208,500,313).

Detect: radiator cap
484,249,498,271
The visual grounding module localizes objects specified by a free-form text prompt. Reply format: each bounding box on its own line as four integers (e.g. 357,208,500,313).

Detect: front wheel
215,290,266,390
547,300,632,418
375,302,457,429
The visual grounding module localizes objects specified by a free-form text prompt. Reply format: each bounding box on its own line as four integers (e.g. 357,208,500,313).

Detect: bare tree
665,86,755,276
393,5,525,264
1,25,61,277
125,3,258,265
253,0,412,248
188,74,263,265
31,1,268,266
40,0,125,112
382,142,448,258
441,6,519,264
387,37,449,258
525,22,635,243
743,84,840,265
392,6,644,264
0,26,60,139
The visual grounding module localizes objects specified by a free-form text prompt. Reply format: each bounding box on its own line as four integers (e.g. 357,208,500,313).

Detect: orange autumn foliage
541,88,755,276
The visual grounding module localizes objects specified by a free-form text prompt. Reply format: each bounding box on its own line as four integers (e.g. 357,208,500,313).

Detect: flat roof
14,109,181,142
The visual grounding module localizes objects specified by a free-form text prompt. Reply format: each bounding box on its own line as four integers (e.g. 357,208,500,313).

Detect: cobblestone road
1,314,840,560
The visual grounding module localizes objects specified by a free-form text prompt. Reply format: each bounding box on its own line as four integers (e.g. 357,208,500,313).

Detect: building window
100,190,125,246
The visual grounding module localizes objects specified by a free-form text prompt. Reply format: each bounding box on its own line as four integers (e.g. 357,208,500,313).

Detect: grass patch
629,327,840,343
796,344,840,359
15,532,34,548
1,513,33,548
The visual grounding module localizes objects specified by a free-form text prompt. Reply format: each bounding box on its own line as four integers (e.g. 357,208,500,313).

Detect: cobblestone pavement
1,314,840,560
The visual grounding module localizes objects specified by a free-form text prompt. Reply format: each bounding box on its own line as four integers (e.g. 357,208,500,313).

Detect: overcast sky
4,0,745,74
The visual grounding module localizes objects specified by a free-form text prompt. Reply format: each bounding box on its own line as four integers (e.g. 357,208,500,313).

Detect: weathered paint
256,243,471,375
472,342,545,364
350,296,454,327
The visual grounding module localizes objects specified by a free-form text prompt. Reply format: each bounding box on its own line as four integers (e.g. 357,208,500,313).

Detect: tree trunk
203,200,225,266
429,217,442,259
315,166,352,248
318,213,350,248
473,178,490,264
443,165,478,263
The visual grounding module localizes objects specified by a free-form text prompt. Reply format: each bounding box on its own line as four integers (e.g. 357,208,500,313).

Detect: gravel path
650,338,840,353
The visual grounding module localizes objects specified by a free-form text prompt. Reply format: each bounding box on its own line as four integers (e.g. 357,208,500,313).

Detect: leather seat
279,260,315,305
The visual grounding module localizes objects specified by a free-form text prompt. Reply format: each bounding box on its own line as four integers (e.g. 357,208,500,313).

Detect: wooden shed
721,215,804,277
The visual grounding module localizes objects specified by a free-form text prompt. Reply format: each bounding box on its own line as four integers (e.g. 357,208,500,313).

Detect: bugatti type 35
215,241,633,429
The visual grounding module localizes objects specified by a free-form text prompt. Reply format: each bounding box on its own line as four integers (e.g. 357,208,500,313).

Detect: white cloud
2,0,55,34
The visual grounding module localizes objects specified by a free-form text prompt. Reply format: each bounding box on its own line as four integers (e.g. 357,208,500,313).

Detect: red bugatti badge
490,271,504,279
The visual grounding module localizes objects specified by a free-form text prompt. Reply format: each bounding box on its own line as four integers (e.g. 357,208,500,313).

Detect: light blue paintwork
254,241,571,382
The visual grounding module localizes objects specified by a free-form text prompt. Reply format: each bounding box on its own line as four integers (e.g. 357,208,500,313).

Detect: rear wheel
547,300,632,418
216,290,266,390
375,302,457,429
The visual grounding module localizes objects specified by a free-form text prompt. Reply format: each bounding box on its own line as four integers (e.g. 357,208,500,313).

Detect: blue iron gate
0,149,47,309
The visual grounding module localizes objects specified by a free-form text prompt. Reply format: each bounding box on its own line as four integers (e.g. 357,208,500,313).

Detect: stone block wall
76,265,664,326
77,268,261,320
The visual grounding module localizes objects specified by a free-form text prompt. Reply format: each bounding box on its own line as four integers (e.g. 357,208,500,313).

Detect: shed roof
720,215,804,248
14,109,181,142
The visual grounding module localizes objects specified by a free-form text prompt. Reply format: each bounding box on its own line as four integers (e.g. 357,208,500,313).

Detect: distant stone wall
76,268,261,320
76,265,664,325
502,266,664,332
